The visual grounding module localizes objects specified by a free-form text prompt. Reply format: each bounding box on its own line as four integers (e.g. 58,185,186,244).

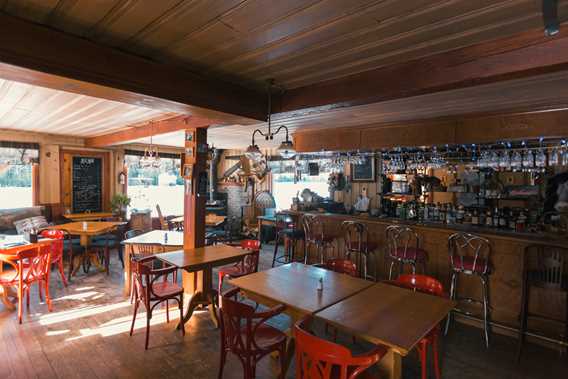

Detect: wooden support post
182,128,208,294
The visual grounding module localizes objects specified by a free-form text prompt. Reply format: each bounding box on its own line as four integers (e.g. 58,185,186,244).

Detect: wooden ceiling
2,0,567,91
0,78,177,137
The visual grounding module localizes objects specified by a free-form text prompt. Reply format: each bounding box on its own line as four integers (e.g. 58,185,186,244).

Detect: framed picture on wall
351,156,375,182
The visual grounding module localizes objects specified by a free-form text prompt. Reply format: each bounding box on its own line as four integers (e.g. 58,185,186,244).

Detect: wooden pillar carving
183,128,208,249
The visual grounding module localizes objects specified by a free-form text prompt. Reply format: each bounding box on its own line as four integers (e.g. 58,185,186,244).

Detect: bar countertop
284,210,568,247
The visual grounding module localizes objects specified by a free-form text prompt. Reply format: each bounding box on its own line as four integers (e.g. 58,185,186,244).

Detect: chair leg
278,344,286,379
444,272,458,336
57,260,68,287
105,247,110,275
18,284,23,324
179,294,185,336
481,276,491,348
218,348,227,379
433,333,441,379
45,278,52,312
145,314,151,350
272,233,281,267
130,292,139,336
166,299,170,323
68,253,74,282
388,260,396,280
418,342,427,379
118,245,125,269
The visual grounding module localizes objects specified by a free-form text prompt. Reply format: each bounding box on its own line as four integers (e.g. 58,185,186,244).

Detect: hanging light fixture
246,79,296,160
139,121,161,168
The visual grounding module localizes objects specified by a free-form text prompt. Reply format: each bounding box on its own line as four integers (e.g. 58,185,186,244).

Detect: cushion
392,247,428,262
13,216,48,234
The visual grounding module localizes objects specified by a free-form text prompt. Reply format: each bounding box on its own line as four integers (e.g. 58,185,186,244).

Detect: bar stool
272,213,305,267
385,225,428,280
342,220,377,281
302,214,335,265
517,244,568,361
444,232,492,348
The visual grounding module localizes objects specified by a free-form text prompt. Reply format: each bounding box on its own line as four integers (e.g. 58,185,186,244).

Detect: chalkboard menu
72,156,102,213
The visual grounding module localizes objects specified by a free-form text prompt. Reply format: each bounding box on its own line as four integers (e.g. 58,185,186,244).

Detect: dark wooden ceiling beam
0,13,265,122
276,26,568,118
84,115,214,148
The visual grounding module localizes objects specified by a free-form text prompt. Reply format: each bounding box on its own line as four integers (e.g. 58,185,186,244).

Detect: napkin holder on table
24,231,38,243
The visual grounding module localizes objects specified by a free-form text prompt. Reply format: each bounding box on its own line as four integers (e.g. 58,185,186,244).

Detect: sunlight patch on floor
38,301,131,326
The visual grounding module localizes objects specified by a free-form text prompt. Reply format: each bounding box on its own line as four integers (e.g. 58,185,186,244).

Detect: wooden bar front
288,211,568,341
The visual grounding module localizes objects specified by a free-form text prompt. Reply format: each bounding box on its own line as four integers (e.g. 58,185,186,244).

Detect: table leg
178,267,219,329
123,245,132,297
376,348,402,379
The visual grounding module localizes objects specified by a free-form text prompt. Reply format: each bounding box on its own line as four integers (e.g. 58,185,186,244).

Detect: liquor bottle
492,207,500,228
498,209,507,229
471,209,479,226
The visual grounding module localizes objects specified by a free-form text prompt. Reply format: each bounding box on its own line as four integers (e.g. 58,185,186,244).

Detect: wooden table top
63,212,114,221
49,221,122,236
229,263,374,315
170,214,227,227
0,235,52,255
315,283,456,356
157,244,250,271
122,230,184,247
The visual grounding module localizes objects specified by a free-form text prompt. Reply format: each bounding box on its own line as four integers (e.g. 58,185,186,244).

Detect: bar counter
285,210,568,341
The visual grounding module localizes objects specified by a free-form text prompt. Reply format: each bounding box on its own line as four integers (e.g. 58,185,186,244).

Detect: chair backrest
448,232,491,275
342,221,368,253
239,239,261,274
220,291,259,354
156,205,169,230
124,229,144,241
39,229,65,258
130,256,170,303
386,225,420,260
523,244,568,290
131,243,164,257
390,274,444,297
294,317,382,379
302,215,325,243
7,245,53,285
324,259,358,277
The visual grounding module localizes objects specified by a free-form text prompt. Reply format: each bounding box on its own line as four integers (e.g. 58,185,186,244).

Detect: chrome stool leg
388,260,396,280
481,275,491,348
445,272,458,336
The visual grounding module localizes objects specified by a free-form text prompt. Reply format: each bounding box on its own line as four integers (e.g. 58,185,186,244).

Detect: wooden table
63,212,114,221
48,221,122,276
157,244,251,328
0,235,53,310
121,230,183,296
315,283,456,379
170,214,227,229
229,263,374,376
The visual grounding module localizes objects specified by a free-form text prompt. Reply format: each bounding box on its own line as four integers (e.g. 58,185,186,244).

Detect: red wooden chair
40,229,68,286
217,240,261,296
294,317,387,379
0,244,53,324
385,274,445,379
129,255,184,350
219,288,287,379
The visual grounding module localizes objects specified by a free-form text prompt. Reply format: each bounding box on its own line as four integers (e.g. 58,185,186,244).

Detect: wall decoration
351,156,375,182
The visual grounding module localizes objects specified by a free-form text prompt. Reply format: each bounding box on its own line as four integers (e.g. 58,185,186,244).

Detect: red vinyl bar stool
342,220,377,281
385,225,428,280
302,214,335,265
294,316,387,379
517,244,568,361
444,232,492,348
272,213,304,267
386,274,445,379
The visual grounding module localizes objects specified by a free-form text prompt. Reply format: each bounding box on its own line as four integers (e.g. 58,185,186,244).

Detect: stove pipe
209,148,222,203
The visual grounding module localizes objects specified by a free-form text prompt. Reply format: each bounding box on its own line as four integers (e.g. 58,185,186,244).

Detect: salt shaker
82,221,88,231
317,277,323,292
164,232,168,243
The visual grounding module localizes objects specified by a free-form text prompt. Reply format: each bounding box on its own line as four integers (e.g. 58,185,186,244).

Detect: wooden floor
1,243,567,379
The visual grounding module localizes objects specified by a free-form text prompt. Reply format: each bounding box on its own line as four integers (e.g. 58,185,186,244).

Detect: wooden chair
129,255,184,349
217,240,261,297
385,274,445,379
0,244,53,324
219,288,287,379
294,316,387,379
39,229,68,286
156,204,170,231
324,258,358,278
342,221,377,280
517,244,568,361
302,215,335,265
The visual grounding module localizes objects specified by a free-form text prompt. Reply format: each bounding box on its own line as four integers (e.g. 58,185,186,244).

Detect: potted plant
110,193,131,221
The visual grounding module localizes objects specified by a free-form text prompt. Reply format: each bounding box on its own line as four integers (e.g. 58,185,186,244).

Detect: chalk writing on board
72,156,102,213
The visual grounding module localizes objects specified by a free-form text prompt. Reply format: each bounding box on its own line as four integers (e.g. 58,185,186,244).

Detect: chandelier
139,122,161,168
246,80,296,160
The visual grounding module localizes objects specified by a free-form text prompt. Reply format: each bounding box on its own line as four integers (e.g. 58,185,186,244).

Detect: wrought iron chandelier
245,80,296,160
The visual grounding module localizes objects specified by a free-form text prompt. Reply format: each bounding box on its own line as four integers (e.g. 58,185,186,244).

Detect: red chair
324,259,358,277
219,288,287,379
40,229,68,286
386,274,445,379
294,317,387,379
217,240,261,296
130,255,184,350
0,244,53,324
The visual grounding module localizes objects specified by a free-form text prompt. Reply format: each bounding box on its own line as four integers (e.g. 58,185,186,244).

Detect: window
0,144,38,210
125,152,184,217
272,171,330,210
